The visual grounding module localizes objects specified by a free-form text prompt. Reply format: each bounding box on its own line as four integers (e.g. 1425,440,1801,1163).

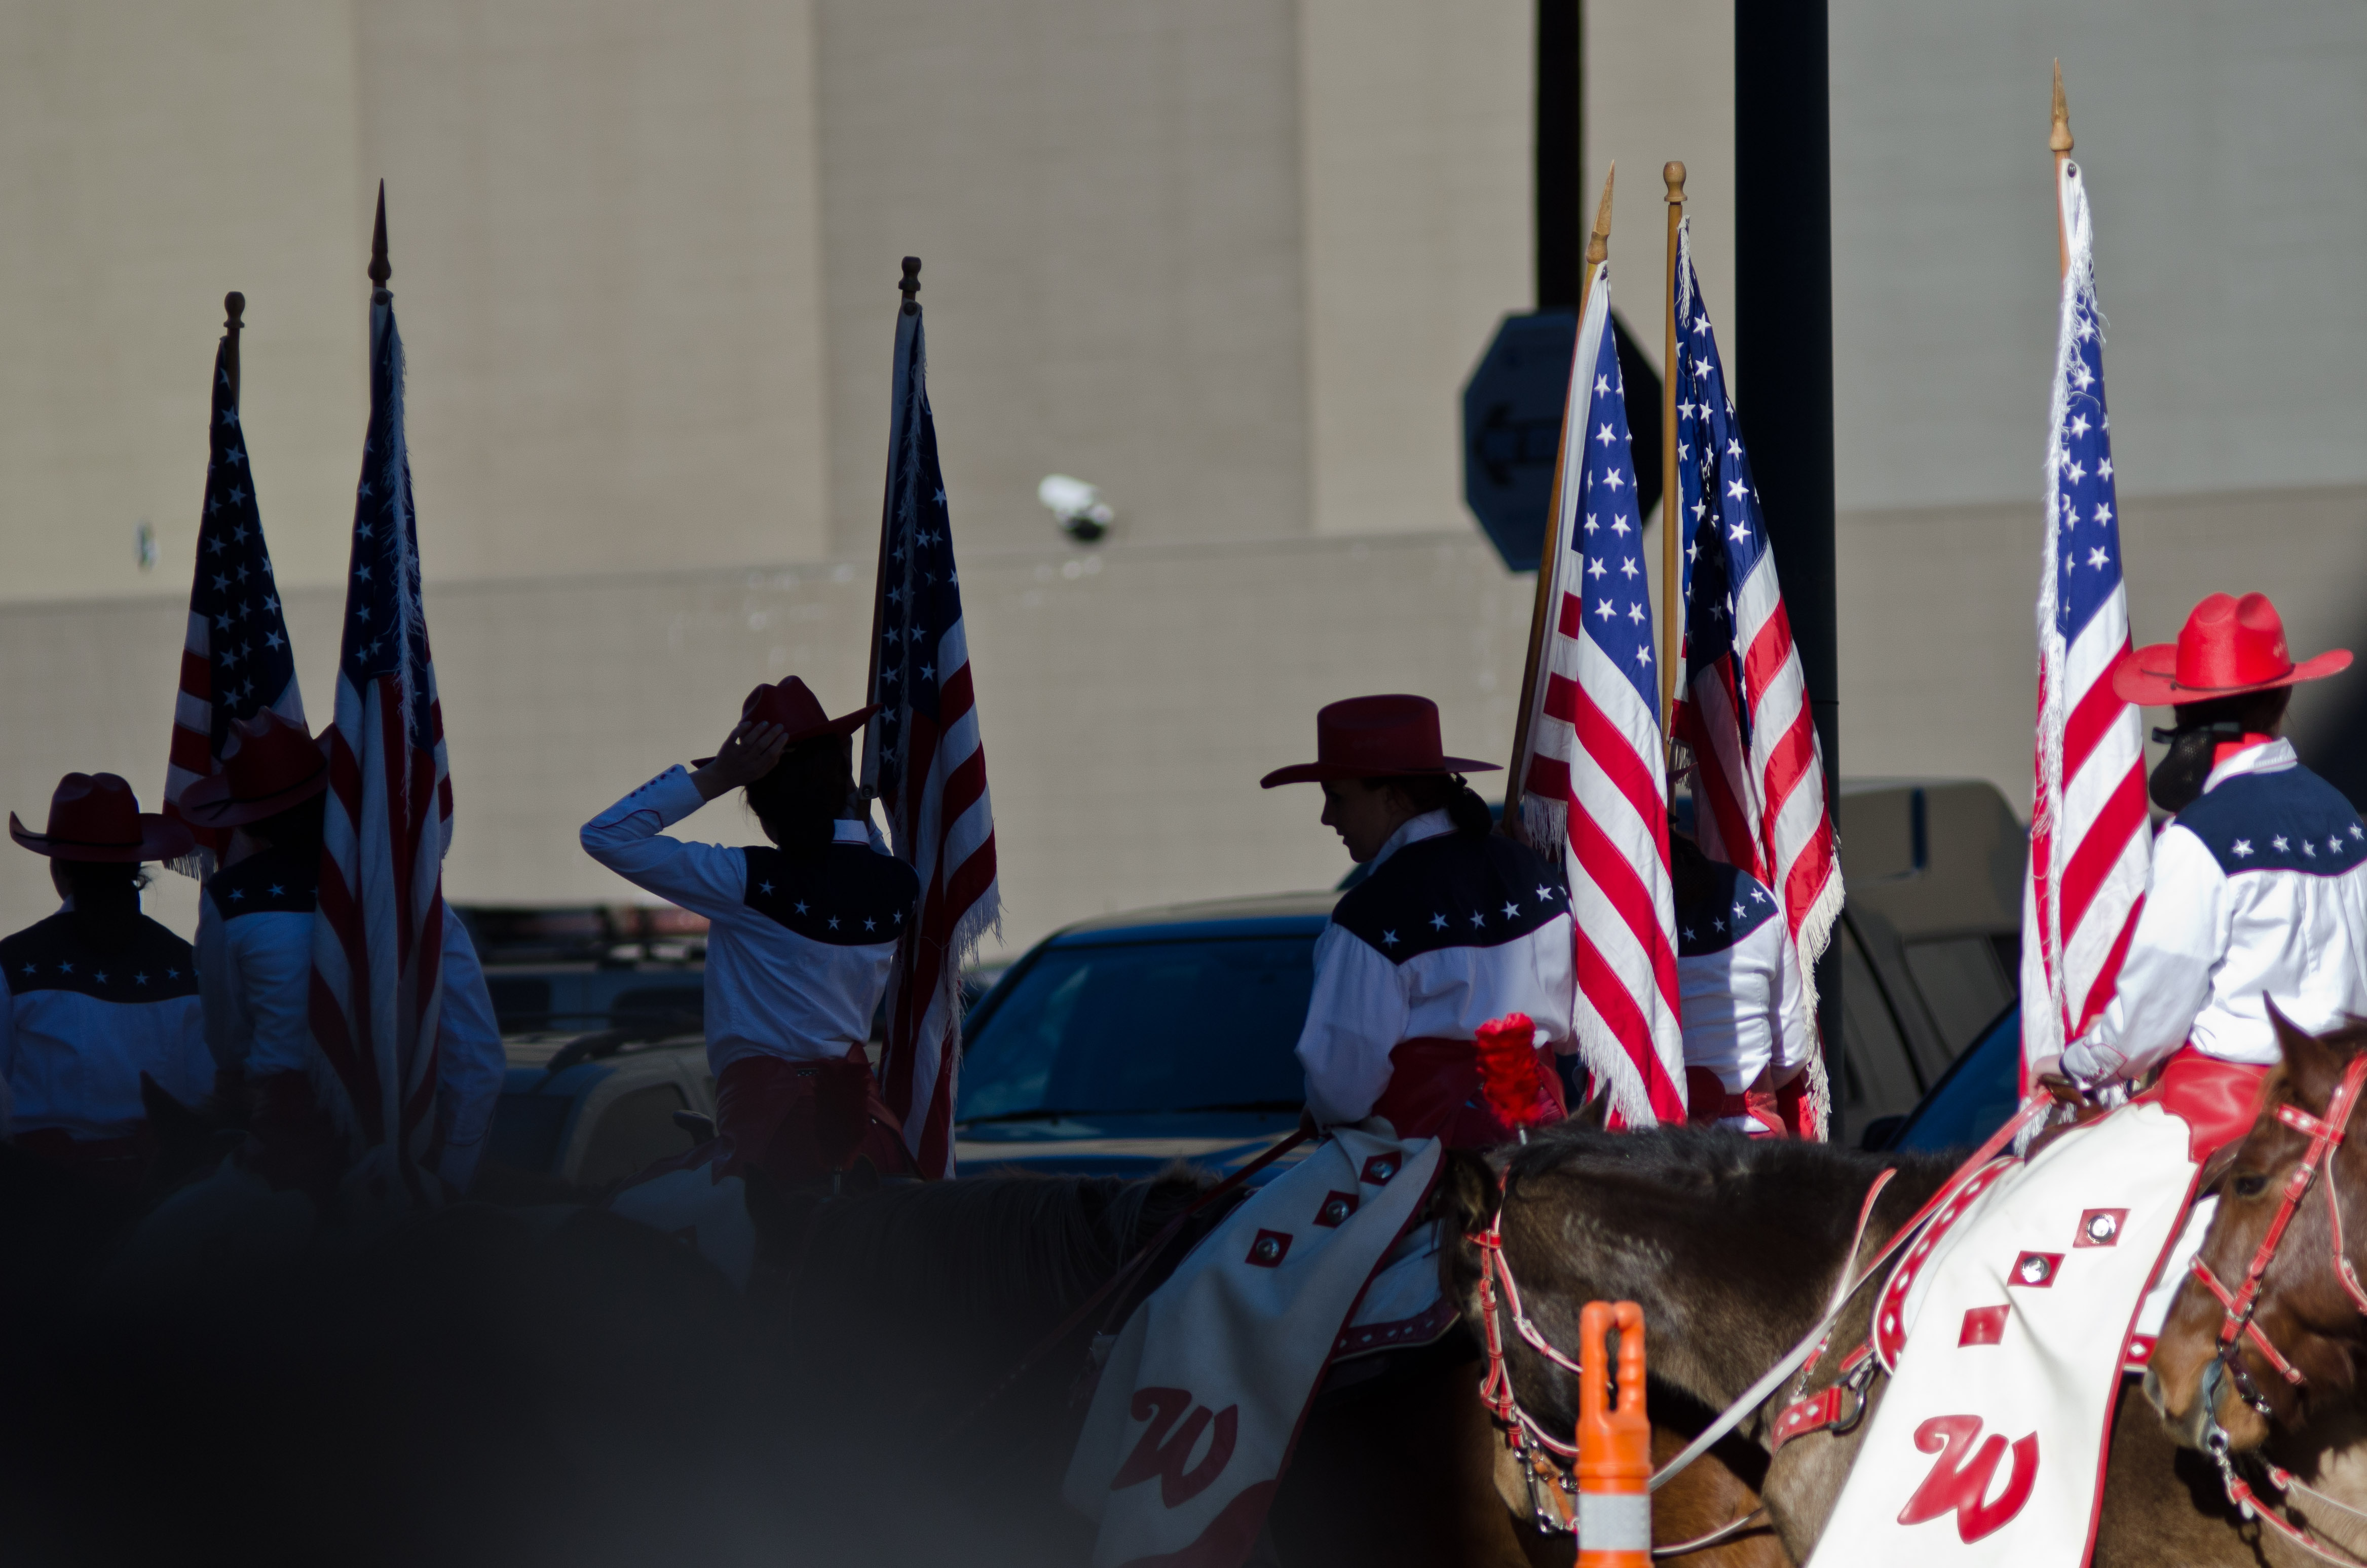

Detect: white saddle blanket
1815,1101,2200,1566
1065,1126,1440,1568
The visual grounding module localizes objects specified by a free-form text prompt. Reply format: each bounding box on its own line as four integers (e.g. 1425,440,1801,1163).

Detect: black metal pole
1734,0,1843,1115
1535,0,1583,310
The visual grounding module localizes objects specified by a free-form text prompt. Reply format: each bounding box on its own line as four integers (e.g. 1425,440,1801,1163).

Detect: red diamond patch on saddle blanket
1818,1102,2199,1566
1064,1126,1441,1568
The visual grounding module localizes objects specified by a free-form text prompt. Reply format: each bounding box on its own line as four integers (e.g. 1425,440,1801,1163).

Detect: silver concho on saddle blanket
1064,1125,1441,1568
1815,1101,2200,1565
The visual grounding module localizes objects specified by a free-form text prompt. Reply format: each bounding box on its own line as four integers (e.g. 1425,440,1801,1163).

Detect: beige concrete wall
1297,0,1533,538
352,0,836,578
1839,482,2367,810
0,535,1536,957
811,0,1314,558
0,1,367,602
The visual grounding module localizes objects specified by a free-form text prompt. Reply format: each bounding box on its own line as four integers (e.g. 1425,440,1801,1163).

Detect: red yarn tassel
1475,1012,1549,1138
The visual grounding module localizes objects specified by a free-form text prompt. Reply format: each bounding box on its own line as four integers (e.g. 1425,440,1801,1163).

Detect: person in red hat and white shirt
1261,693,1573,1145
2050,592,2366,1140
581,677,919,1188
1815,593,2366,1558
184,711,505,1194
2,773,212,1185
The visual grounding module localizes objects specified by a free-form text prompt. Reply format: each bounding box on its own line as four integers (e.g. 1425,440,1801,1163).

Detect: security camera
1038,474,1113,543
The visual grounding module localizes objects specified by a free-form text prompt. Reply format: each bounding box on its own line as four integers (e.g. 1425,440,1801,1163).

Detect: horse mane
1502,1119,1962,1208
791,1165,1218,1339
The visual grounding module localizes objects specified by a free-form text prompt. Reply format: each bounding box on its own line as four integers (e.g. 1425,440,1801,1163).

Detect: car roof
1046,890,1339,947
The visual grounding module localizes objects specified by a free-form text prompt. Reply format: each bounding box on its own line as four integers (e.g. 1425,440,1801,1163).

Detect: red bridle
2188,1052,2367,1415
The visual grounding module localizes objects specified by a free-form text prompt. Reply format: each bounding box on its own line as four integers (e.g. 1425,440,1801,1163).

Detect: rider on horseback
2,772,212,1188
1261,694,1573,1145
581,677,918,1190
1670,828,1814,1136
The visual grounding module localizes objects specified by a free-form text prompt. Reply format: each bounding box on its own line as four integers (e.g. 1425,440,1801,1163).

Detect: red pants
2134,1046,2273,1164
712,1049,914,1189
1370,1036,1568,1149
1684,1067,1811,1137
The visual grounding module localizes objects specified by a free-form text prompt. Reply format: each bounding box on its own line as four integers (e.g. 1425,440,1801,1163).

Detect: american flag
162,324,305,876
1668,221,1843,1137
307,266,454,1205
1512,260,1686,1128
2021,158,2147,1081
861,300,998,1179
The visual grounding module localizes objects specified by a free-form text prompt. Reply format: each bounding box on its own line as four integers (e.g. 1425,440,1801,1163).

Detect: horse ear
1566,1079,1612,1133
2269,997,2349,1111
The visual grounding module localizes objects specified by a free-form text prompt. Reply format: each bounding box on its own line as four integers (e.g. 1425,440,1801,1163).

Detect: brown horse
2145,1010,2367,1561
1438,1112,2367,1565
783,1162,1785,1566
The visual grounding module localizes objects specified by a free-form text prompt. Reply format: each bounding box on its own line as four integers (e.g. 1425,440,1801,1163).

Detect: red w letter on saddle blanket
1897,1415,2040,1544
1111,1390,1238,1508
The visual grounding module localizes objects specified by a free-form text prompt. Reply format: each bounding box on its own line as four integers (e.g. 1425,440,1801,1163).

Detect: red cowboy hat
692,678,880,766
177,711,331,829
1260,694,1500,788
2111,592,2353,707
11,773,196,863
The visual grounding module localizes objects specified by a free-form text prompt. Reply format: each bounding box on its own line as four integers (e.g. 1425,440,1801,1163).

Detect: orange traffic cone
1575,1300,1650,1567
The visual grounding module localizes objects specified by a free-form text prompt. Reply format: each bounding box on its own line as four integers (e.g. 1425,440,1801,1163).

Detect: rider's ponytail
1393,773,1493,839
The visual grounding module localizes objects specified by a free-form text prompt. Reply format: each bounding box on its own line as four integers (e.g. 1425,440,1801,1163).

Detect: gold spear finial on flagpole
1507,165,1617,831
223,292,245,406
1661,163,1686,748
2051,62,2074,280
368,180,391,292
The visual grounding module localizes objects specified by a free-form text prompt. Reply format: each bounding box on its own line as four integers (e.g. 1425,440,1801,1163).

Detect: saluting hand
691,720,790,801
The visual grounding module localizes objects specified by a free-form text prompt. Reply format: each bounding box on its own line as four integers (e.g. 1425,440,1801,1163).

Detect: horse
1435,1112,2367,1565
2144,1010,2367,1562
781,1157,1786,1567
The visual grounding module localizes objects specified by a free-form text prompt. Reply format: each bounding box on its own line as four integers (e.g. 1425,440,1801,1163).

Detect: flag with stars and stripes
2021,158,2148,1084
307,279,453,1206
161,328,305,877
861,301,998,1179
1511,259,1686,1129
1669,220,1842,1137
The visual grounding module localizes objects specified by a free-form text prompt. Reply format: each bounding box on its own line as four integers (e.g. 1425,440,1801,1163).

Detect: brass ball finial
2050,60,2074,154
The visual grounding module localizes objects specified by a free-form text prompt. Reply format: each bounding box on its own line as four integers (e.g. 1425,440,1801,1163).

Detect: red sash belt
2133,1045,2274,1164
711,1047,915,1188
1683,1067,1787,1136
1369,1035,1566,1149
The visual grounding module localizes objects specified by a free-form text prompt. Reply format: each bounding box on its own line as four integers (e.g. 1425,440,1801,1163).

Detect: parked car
954,777,2030,1173
1860,1002,2022,1154
481,1027,715,1188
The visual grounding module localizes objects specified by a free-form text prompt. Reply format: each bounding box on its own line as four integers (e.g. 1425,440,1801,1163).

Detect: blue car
953,893,1333,1181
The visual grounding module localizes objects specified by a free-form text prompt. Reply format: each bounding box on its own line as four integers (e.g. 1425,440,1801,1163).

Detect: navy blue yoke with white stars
1295,812,1578,1127
582,767,921,1076
1,911,211,1139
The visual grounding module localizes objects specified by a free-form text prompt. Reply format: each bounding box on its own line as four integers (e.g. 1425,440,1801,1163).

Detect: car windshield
1892,1003,2021,1154
957,936,1318,1122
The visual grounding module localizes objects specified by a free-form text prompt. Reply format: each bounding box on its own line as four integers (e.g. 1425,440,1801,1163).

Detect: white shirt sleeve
579,766,750,922
1768,921,1814,1074
434,918,506,1192
2062,824,2227,1085
1294,923,1409,1126
227,912,320,1078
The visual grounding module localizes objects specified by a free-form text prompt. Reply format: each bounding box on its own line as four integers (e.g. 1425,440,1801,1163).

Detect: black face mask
2147,722,2249,814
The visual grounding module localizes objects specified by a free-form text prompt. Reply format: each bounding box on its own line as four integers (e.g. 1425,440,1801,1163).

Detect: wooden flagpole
1505,166,1616,830
1661,163,1686,751
2051,60,2074,279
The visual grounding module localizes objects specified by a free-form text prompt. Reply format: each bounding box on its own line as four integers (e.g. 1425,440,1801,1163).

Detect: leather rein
2185,1052,2367,1563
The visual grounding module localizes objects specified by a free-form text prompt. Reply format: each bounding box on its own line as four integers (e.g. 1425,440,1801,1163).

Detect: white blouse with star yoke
2064,739,2367,1085
1294,811,1578,1127
581,766,921,1077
